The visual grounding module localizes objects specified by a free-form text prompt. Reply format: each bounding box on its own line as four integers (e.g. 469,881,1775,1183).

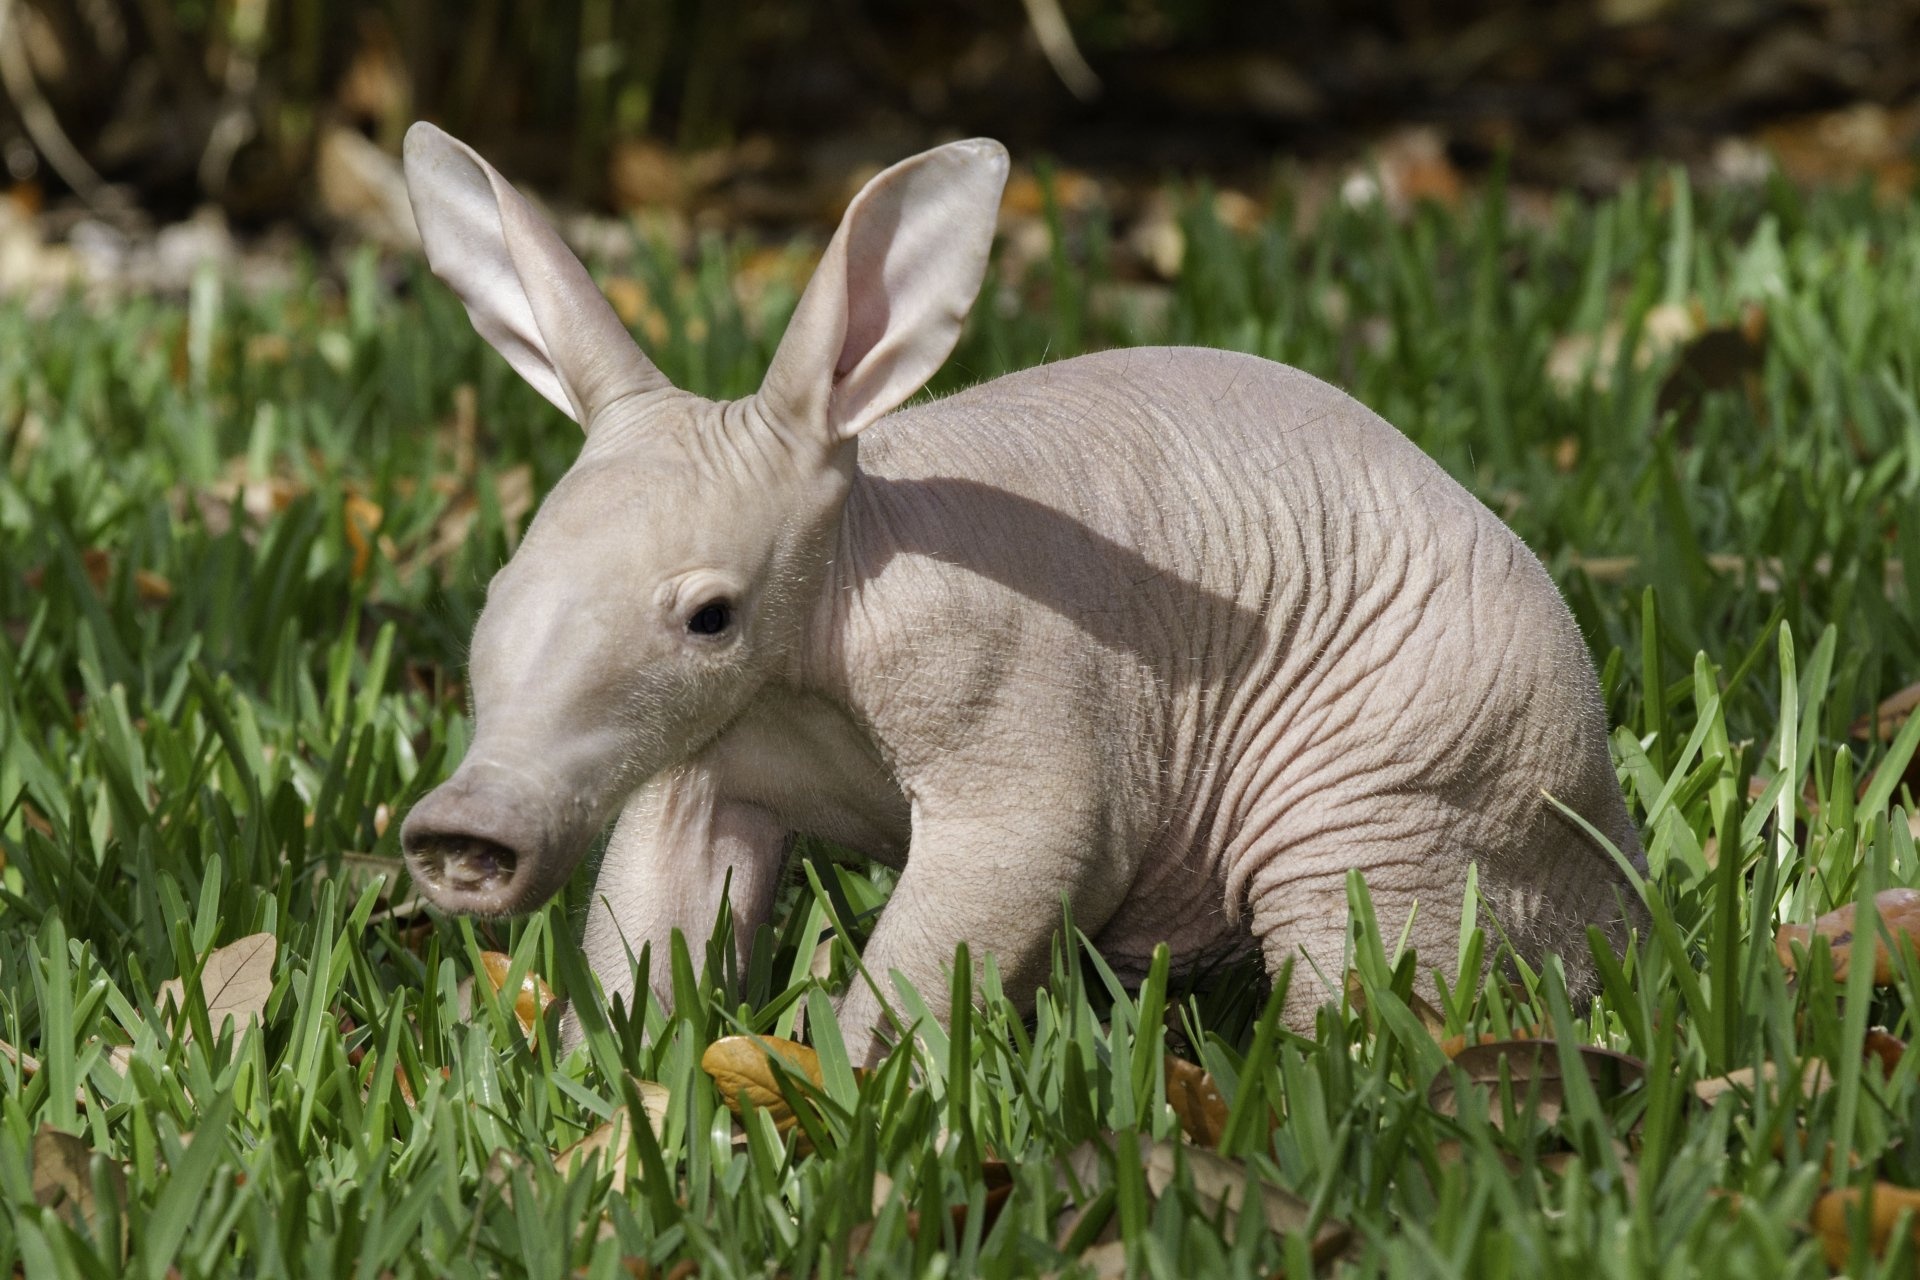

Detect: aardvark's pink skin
397,123,1644,1059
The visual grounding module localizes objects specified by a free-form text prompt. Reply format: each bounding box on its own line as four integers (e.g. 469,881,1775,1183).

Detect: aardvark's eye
687,601,732,636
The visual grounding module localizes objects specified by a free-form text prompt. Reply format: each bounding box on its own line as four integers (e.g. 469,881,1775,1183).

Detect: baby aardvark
398,124,1644,1057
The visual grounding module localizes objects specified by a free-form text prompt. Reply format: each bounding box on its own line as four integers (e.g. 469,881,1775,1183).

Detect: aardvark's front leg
832,777,1130,1065
564,764,788,1044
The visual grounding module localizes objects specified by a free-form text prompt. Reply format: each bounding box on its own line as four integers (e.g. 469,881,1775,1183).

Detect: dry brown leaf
1055,1136,1347,1260
1146,1138,1347,1259
1853,683,1920,742
1076,1240,1129,1277
701,1035,823,1132
1430,1138,1523,1175
156,932,277,1041
1052,1143,1121,1250
1429,1039,1645,1129
1546,301,1698,395
1165,1053,1228,1148
1343,969,1448,1041
387,1061,450,1107
554,1082,671,1192
1811,1183,1920,1268
133,569,172,603
1691,1058,1833,1105
4,1038,95,1107
32,1126,126,1239
1774,888,1920,985
175,463,302,538
845,1162,1013,1258
1438,1024,1549,1058
477,952,555,1039
620,1260,699,1280
401,463,537,579
1760,104,1920,201
343,494,384,579
1865,1029,1907,1075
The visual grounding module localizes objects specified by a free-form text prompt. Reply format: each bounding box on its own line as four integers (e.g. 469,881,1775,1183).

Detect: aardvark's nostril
407,833,518,894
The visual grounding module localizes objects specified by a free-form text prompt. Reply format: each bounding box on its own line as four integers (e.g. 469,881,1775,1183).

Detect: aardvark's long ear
403,122,669,427
758,138,1008,444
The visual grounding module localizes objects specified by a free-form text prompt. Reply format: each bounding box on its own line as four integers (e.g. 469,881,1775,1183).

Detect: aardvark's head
395,123,1007,914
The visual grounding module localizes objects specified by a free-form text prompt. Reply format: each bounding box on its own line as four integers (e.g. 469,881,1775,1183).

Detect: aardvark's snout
400,762,569,916
406,829,518,897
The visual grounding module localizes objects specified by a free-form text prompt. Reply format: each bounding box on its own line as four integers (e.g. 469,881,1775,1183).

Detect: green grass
5,165,1920,1277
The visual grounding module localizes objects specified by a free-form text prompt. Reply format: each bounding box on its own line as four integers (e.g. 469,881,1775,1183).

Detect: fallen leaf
400,463,536,580
1076,1240,1129,1277
133,569,172,603
1430,1138,1523,1174
1343,969,1449,1043
156,932,277,1041
1438,1024,1550,1058
315,126,420,249
1853,683,1920,742
1429,1039,1645,1129
844,1161,1013,1257
1056,1136,1347,1261
620,1261,699,1280
477,952,555,1038
1811,1183,1920,1268
1865,1029,1907,1075
1760,104,1920,201
554,1082,671,1192
701,1034,823,1132
387,1061,450,1107
32,1127,126,1239
1165,1053,1228,1148
1546,301,1699,395
343,494,384,579
335,19,410,127
1692,1059,1833,1105
1774,888,1920,984
1148,1140,1322,1240
3,1039,93,1108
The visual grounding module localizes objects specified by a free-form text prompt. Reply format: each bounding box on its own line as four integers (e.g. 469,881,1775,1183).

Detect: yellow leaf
344,494,384,579
1812,1183,1920,1268
477,951,555,1038
700,1034,823,1130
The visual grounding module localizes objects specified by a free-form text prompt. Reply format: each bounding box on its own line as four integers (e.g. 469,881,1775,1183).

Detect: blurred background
0,0,1915,293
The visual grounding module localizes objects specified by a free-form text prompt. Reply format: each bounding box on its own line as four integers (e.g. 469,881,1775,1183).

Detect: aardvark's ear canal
403,122,671,429
758,138,1010,444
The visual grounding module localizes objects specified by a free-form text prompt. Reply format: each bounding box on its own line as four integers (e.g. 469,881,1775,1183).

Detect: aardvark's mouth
406,833,519,896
